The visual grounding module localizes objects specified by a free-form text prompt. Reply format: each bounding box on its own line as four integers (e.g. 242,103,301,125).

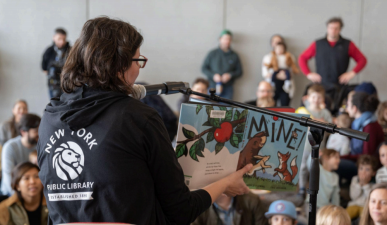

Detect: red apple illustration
273,116,279,121
214,122,233,143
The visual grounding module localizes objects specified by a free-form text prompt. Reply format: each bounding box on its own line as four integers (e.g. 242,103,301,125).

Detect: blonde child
326,113,351,156
317,205,351,225
346,155,377,219
377,101,387,141
306,149,340,209
296,84,332,123
376,142,387,183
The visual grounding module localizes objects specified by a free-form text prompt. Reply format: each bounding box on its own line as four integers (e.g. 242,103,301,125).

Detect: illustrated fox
247,155,272,176
273,151,298,183
236,131,268,170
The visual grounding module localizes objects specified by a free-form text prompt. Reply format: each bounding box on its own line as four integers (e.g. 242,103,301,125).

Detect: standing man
202,30,243,99
42,28,71,99
299,17,367,101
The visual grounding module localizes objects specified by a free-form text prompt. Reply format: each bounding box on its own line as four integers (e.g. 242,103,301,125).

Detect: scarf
350,111,377,155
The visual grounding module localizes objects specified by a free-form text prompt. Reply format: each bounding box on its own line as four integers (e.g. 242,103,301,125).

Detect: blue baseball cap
354,82,377,95
265,200,297,220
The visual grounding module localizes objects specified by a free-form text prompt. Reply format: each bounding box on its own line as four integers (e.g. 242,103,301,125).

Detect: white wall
0,0,386,122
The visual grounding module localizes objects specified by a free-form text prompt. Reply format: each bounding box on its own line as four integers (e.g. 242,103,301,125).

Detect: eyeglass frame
132,55,148,68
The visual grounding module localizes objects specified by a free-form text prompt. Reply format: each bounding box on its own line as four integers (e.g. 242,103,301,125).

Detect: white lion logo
53,141,84,181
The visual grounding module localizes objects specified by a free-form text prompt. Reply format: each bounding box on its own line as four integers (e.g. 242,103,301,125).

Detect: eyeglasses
132,55,148,68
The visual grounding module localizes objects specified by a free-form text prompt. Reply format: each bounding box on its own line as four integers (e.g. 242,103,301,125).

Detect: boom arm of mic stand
179,88,369,141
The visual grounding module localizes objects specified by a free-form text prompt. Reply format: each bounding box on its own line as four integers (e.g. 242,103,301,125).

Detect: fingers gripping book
175,103,309,192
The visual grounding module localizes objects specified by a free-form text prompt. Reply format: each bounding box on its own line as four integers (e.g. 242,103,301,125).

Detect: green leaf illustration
219,106,227,111
182,127,195,139
190,138,205,161
215,142,225,154
196,105,203,114
234,110,240,121
230,133,240,148
235,123,246,133
189,146,198,161
175,144,186,158
207,131,214,143
206,105,214,116
236,134,243,142
210,118,221,128
202,121,212,126
239,109,248,119
224,110,233,122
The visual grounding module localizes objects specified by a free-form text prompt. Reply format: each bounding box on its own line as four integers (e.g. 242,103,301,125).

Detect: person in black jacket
41,28,71,99
37,17,252,225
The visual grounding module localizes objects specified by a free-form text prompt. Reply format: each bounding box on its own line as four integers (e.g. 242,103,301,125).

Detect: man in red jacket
299,17,367,101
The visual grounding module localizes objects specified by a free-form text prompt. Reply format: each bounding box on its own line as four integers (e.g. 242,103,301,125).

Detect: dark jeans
272,70,291,106
210,84,234,99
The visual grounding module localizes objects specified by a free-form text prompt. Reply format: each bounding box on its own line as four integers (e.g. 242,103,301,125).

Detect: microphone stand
178,88,369,225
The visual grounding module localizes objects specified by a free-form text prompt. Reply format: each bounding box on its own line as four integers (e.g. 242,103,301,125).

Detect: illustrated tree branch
177,118,247,144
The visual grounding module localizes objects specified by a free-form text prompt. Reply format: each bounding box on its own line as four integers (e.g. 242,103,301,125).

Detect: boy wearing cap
265,200,298,225
202,29,243,100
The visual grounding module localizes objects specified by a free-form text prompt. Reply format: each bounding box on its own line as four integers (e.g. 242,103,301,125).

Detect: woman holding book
36,17,252,225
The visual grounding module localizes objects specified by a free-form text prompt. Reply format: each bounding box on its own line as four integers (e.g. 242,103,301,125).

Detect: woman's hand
203,164,252,202
223,164,252,196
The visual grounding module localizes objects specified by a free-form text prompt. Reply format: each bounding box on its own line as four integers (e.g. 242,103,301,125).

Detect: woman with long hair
0,99,28,146
360,183,387,225
0,162,47,225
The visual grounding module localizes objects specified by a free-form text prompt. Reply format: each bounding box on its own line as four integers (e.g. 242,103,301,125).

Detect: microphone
132,82,190,99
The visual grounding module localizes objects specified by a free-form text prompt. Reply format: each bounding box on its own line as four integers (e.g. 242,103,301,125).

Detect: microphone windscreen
131,84,146,99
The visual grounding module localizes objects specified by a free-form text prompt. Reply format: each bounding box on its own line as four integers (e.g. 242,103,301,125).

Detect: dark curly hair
351,91,379,113
61,16,143,95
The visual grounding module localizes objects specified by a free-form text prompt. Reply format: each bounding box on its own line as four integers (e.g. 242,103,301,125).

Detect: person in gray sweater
0,100,28,146
1,114,40,196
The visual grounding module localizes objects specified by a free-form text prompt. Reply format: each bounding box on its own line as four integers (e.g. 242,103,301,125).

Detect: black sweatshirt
37,86,211,224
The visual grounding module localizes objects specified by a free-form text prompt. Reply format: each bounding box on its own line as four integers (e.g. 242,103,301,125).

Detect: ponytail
352,92,379,113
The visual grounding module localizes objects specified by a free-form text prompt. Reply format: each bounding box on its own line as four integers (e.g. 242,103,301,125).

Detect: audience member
0,162,47,225
42,28,71,99
296,84,333,123
202,29,243,99
377,101,387,141
246,81,275,107
29,150,38,166
299,17,367,103
177,78,209,112
191,192,267,225
376,142,387,183
1,114,40,196
347,155,378,219
317,205,350,225
265,200,297,225
344,91,383,161
0,100,28,146
262,42,299,106
326,113,351,156
359,183,387,225
307,149,340,209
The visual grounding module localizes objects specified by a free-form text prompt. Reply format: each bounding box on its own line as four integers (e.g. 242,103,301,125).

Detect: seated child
29,150,38,165
264,42,299,106
326,113,351,156
296,84,332,123
346,155,377,219
317,205,351,225
306,149,340,209
265,200,297,225
376,142,387,183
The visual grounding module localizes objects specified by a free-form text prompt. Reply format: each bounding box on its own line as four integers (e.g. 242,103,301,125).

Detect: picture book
175,103,310,192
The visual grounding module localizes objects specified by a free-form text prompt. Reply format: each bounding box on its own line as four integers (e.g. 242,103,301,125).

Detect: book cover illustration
175,103,309,192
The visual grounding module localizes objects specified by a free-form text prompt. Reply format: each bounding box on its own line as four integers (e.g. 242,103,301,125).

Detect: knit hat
220,29,232,37
354,82,377,95
265,200,297,220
